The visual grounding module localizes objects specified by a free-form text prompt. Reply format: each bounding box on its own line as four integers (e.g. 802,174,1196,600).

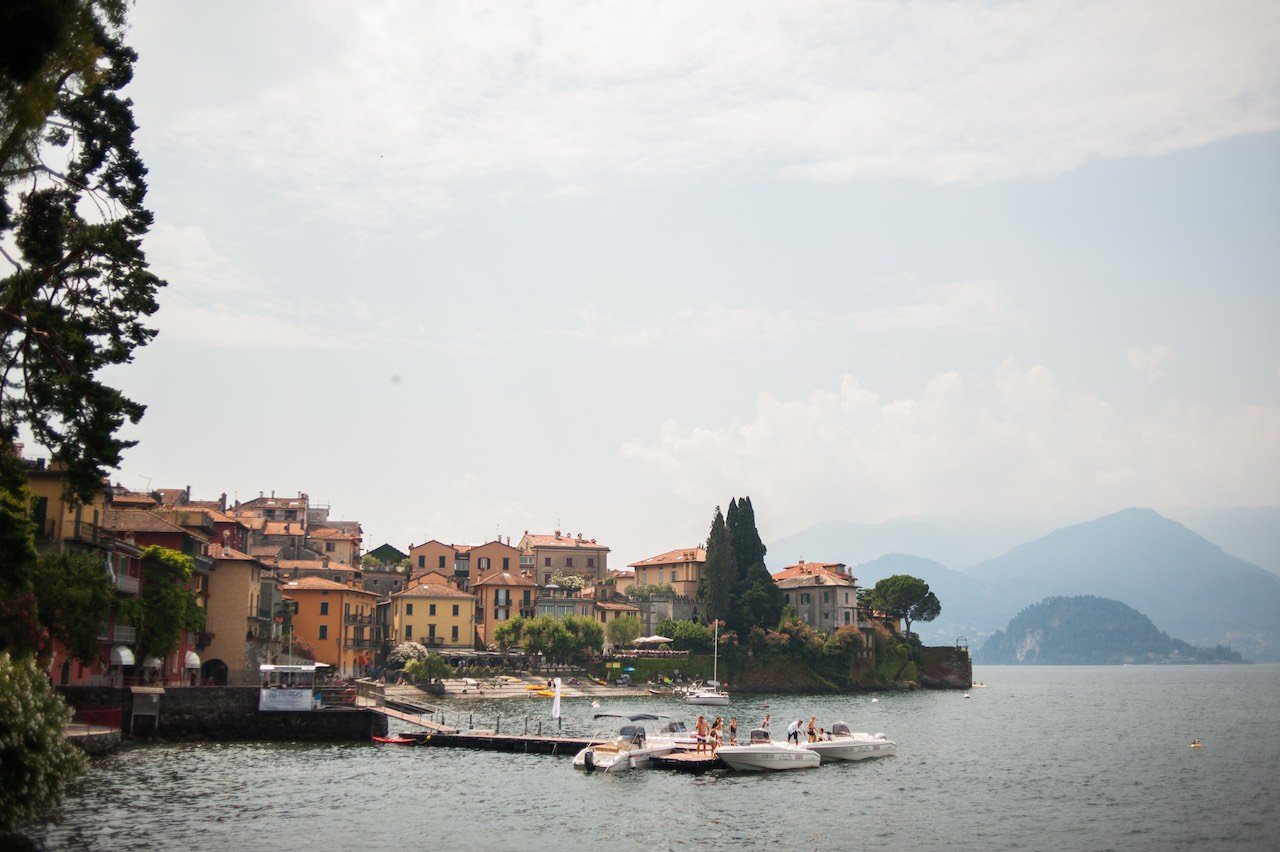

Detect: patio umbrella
647,635,674,644
622,666,636,672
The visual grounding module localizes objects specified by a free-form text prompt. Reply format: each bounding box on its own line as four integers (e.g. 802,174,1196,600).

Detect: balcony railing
344,612,376,625
114,572,140,595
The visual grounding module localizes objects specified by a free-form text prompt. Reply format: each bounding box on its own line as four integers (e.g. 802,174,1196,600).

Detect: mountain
852,554,1005,647
1161,506,1280,576
770,518,985,571
966,508,1280,662
976,595,1245,665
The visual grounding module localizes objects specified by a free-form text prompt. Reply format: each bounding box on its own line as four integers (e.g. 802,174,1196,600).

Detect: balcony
344,612,376,625
114,572,140,595
97,623,137,643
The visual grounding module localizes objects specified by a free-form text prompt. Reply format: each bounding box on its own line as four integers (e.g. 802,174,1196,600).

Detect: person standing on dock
807,716,817,743
695,715,709,753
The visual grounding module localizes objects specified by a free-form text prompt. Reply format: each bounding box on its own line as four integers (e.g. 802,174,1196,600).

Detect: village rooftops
104,508,207,539
773,560,853,581
308,526,359,541
775,571,856,590
394,583,476,600
522,531,610,550
628,546,706,567
282,576,376,594
472,568,539,587
262,521,307,537
109,492,158,508
594,601,641,612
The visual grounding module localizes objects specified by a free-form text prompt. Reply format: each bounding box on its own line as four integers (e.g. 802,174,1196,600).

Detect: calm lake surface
33,664,1280,851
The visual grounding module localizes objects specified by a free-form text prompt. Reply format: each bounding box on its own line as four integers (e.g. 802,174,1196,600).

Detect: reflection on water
33,665,1280,851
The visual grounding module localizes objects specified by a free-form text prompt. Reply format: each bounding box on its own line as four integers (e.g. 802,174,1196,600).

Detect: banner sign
258,689,313,711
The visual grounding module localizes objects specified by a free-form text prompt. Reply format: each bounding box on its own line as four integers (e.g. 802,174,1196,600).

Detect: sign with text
258,689,313,711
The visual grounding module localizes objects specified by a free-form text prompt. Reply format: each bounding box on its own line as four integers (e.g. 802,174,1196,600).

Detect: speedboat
683,681,730,706
715,728,821,771
802,723,897,762
572,713,678,773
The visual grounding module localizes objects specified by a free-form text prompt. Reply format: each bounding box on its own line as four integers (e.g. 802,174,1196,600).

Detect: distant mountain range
769,507,1280,661
975,595,1245,665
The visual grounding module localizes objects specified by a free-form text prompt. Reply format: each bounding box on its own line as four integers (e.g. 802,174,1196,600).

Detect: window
418,555,425,568
544,557,551,567
451,625,459,641
478,557,490,570
320,602,329,615
428,624,436,639
800,593,810,605
844,611,851,624
406,603,414,616
429,604,436,616
522,590,531,605
319,625,328,640
565,557,574,568
325,542,335,553
822,591,830,603
438,555,446,569
344,603,350,616
502,557,510,570
544,573,551,585
844,592,849,604
671,570,677,583
587,557,595,568
405,625,413,639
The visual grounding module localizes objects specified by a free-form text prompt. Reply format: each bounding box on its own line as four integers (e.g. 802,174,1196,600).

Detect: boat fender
584,750,595,772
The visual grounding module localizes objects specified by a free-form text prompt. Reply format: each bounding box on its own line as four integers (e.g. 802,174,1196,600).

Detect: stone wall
58,686,387,740
917,646,972,690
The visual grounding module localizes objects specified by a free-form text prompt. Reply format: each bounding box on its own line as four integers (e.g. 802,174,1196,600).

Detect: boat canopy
593,712,667,721
749,728,771,742
832,722,851,736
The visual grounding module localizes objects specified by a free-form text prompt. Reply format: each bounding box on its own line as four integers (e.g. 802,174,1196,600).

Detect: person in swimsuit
807,716,817,743
695,715,709,753
728,717,738,745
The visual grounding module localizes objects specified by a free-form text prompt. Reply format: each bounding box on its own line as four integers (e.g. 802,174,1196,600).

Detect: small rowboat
371,735,416,745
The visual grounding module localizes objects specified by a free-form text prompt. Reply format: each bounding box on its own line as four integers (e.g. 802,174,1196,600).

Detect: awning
184,651,201,668
110,645,135,666
142,657,163,669
634,635,674,645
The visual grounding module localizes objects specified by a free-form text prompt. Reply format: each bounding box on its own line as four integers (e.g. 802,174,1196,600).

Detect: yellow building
281,577,381,676
390,581,477,649
203,545,278,685
628,546,706,597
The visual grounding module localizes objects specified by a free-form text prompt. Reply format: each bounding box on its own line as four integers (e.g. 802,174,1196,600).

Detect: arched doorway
201,659,228,685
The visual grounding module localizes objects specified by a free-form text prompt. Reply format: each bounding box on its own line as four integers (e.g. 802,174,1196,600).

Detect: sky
88,0,1280,568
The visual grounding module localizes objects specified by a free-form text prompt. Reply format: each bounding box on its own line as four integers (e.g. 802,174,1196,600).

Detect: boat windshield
831,722,851,736
748,728,770,743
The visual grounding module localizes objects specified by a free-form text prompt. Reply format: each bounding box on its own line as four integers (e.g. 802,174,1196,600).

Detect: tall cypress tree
725,495,779,635
700,506,736,624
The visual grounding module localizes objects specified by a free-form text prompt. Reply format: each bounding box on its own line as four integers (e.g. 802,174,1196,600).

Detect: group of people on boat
693,714,740,752
785,715,835,744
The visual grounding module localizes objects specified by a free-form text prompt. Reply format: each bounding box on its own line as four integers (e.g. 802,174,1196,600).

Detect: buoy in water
591,700,600,708
1190,739,1204,749
963,693,970,699
871,698,878,703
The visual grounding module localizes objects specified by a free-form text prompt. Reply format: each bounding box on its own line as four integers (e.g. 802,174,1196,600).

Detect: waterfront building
389,582,477,649
471,568,539,648
773,560,858,632
518,530,610,585
628,546,705,597
203,543,281,684
606,569,636,596
281,577,381,677
104,507,214,684
407,539,456,579
407,538,522,590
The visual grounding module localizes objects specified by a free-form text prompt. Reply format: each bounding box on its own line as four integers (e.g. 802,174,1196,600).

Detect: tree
0,652,86,832
1,0,164,503
606,615,641,648
699,506,735,624
562,615,604,662
737,562,785,634
33,546,112,663
126,546,205,663
866,574,941,638
549,572,584,593
403,652,450,685
386,641,428,670
669,619,712,653
492,616,525,652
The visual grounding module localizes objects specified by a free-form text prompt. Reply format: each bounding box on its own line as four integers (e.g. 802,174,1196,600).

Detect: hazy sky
96,0,1280,567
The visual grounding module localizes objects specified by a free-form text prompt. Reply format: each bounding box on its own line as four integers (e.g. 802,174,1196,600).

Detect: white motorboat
685,620,731,706
802,723,897,763
572,713,677,773
715,728,821,771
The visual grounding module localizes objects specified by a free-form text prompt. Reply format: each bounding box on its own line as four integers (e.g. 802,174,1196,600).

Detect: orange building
471,568,538,648
281,577,381,676
628,546,706,597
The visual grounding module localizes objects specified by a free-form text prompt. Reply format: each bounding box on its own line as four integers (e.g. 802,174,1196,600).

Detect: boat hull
683,692,730,706
716,744,820,771
573,741,677,773
803,736,897,762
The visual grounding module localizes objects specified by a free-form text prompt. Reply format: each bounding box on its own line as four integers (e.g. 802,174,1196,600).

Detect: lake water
32,665,1280,850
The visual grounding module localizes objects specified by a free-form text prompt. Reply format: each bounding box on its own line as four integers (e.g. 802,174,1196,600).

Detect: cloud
620,361,1280,531
151,0,1280,228
144,223,489,354
550,281,1023,350
1126,343,1175,379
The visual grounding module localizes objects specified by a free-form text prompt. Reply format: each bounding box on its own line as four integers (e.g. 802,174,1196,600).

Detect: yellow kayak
525,684,545,691
535,689,556,697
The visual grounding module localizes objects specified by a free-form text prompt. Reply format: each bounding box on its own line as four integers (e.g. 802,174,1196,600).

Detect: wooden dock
412,730,595,755
651,751,725,773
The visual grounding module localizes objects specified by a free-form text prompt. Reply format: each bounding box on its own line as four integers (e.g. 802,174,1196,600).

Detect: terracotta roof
607,569,635,580
595,601,640,612
521,532,610,551
251,545,282,558
110,493,158,507
628,546,705,568
233,515,267,531
309,526,357,541
282,577,376,594
472,568,538,588
395,584,476,600
238,495,308,509
104,508,203,538
208,544,262,563
280,560,355,573
775,572,855,590
154,488,189,507
773,561,852,582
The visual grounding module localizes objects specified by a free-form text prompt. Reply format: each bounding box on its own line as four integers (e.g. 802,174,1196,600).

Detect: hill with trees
976,596,1244,665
